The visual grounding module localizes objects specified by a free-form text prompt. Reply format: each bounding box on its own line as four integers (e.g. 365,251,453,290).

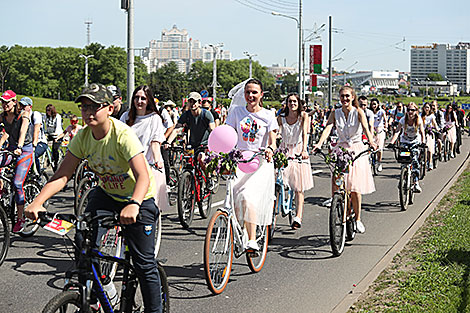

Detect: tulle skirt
232,158,275,226
374,127,386,151
447,126,457,144
425,133,435,155
282,143,314,192
338,141,375,195
152,167,170,213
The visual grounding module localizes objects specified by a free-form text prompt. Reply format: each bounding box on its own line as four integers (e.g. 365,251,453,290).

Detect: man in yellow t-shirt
26,83,162,313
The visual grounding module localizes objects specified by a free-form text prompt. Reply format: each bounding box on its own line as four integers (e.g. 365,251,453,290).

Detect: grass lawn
17,95,81,116
350,165,470,312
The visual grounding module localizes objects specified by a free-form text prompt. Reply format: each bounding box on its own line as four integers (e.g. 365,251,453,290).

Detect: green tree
148,62,188,102
280,73,298,94
427,73,443,81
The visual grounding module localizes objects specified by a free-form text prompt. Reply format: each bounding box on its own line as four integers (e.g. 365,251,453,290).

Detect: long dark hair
46,104,57,118
282,93,304,117
244,78,264,107
369,98,380,113
445,104,455,122
127,85,161,126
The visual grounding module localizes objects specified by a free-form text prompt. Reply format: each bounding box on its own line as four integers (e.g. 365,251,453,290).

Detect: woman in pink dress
277,93,313,229
444,104,459,158
313,86,376,233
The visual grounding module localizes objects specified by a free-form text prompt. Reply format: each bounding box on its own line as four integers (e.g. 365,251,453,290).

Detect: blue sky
4,0,470,73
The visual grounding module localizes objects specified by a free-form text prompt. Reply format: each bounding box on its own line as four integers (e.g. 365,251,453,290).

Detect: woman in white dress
421,102,438,170
313,86,376,233
226,79,278,253
277,93,313,229
120,85,170,212
444,104,459,158
369,98,388,172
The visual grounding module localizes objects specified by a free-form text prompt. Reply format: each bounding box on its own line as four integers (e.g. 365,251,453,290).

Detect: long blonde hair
338,86,359,108
405,102,419,131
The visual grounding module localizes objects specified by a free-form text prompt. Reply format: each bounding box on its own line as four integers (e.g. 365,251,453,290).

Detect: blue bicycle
268,155,304,241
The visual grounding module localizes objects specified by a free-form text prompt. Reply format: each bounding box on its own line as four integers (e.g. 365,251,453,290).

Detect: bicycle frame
274,168,295,217
182,148,210,204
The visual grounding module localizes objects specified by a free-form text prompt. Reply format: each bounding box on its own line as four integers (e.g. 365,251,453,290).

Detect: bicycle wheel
18,181,41,238
246,225,268,273
268,185,280,242
154,212,162,258
39,172,50,209
419,150,426,180
98,226,122,281
345,217,356,242
76,186,93,216
398,167,409,211
204,210,233,295
73,160,87,195
158,262,170,313
41,291,82,313
211,174,220,194
0,206,10,267
75,178,93,216
198,178,212,219
177,171,195,228
371,154,377,176
167,166,179,206
329,193,346,257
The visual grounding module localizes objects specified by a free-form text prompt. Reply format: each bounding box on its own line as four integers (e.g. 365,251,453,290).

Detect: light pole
79,54,94,87
272,0,303,99
209,43,223,107
343,61,358,85
121,0,134,103
243,51,257,78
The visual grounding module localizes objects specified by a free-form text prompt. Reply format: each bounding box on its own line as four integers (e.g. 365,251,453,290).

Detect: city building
326,71,400,91
142,25,232,74
266,64,297,77
410,43,470,93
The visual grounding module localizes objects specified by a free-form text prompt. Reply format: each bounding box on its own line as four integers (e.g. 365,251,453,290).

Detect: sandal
291,216,302,229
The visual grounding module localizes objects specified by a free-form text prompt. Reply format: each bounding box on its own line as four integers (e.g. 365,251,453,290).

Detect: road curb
331,151,470,313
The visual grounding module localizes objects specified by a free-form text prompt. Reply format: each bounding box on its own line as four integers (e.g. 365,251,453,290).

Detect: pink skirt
338,141,375,195
374,127,386,151
282,143,314,192
425,133,435,155
152,167,170,212
447,126,457,144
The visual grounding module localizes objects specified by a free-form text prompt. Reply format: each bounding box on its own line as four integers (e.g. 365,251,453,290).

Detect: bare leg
377,151,383,163
350,192,362,221
295,191,304,220
246,221,256,241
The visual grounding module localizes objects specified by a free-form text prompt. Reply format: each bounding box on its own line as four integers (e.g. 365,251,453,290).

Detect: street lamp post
121,0,134,103
79,54,94,87
209,43,223,107
272,0,303,99
243,51,257,78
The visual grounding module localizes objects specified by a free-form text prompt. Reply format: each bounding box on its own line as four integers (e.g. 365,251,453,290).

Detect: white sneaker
414,182,422,193
428,163,433,171
246,239,259,252
451,153,455,158
377,163,383,172
356,220,365,233
322,198,332,207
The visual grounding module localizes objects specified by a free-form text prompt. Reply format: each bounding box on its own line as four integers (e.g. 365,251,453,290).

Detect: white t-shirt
157,106,174,129
226,106,279,151
120,112,166,164
364,108,374,127
373,109,387,129
31,111,47,144
399,116,422,143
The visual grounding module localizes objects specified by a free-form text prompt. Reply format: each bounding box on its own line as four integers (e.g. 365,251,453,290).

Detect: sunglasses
78,103,108,113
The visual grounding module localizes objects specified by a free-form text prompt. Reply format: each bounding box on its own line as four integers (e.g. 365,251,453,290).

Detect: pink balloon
208,125,238,153
238,150,260,174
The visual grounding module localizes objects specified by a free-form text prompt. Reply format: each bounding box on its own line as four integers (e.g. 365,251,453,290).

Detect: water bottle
102,279,118,307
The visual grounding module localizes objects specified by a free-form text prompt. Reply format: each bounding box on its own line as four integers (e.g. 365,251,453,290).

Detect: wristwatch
17,145,23,149
127,199,141,207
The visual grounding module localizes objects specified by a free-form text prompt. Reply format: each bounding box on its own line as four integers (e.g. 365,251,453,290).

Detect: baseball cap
188,92,202,102
107,85,121,99
0,90,17,102
19,97,33,106
75,83,113,106
164,100,176,107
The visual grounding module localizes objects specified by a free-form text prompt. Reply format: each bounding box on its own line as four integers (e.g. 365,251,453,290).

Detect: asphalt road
1,137,469,313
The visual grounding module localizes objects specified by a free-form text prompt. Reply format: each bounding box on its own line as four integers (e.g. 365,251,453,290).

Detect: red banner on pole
311,74,317,91
310,45,322,74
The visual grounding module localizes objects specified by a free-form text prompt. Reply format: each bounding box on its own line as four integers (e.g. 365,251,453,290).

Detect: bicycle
177,145,213,229
203,150,269,294
37,211,170,313
389,142,424,211
314,147,372,257
0,205,9,267
0,150,47,237
268,155,305,241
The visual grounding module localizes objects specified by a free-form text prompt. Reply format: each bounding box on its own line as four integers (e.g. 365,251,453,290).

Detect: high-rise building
410,43,470,93
142,25,232,74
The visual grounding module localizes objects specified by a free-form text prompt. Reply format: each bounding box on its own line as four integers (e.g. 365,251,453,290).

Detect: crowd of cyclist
0,79,467,312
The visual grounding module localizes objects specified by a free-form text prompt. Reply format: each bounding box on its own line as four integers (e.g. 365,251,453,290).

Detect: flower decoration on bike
205,149,244,175
273,148,289,169
425,124,436,136
325,146,355,177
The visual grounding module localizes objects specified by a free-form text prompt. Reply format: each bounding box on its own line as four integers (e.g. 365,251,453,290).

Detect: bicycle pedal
246,250,260,258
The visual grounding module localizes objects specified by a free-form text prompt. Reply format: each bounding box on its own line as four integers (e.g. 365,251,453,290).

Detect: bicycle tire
329,193,346,257
211,174,220,194
246,225,268,273
345,218,356,242
38,172,50,209
73,160,87,195
75,178,93,216
268,185,281,242
41,290,82,313
0,206,10,267
419,150,426,180
398,167,409,211
76,185,94,217
158,262,170,313
167,167,179,206
371,154,377,176
177,171,195,228
154,212,162,258
18,181,41,238
198,178,212,219
204,210,233,295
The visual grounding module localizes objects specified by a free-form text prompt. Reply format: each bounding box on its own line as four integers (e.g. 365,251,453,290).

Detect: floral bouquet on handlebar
325,146,355,177
273,148,288,169
425,124,436,136
442,124,452,134
204,149,244,176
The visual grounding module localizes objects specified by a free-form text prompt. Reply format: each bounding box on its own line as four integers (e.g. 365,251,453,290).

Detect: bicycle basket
397,147,412,163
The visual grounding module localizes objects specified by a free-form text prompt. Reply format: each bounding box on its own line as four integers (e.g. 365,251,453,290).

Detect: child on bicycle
25,83,162,313
0,91,34,233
